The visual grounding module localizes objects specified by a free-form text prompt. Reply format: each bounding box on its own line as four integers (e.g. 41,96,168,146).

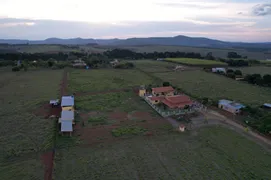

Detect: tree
227,69,234,74
263,74,271,86
163,82,171,87
234,70,242,76
48,61,54,67
12,66,20,72
205,52,215,60
227,52,242,59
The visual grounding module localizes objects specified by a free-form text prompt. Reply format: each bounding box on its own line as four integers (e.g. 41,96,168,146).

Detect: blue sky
0,0,270,42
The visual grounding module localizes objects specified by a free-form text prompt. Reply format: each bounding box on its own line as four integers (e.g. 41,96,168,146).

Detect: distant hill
0,35,271,49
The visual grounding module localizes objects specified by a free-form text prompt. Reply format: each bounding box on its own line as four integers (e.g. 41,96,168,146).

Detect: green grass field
233,66,271,75
76,91,151,112
0,69,63,179
68,69,160,93
54,126,271,180
166,58,227,66
131,60,176,72
153,70,271,106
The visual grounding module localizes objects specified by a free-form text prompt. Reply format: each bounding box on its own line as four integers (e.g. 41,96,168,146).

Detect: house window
155,100,158,103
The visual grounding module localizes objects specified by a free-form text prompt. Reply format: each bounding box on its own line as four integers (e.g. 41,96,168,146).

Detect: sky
0,0,271,42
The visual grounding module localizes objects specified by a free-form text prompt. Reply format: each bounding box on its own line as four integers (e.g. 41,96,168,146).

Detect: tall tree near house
163,82,171,87
234,70,242,76
263,74,271,86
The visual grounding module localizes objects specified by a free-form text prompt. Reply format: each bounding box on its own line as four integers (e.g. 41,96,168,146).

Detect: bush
163,82,171,87
12,66,20,72
114,62,135,69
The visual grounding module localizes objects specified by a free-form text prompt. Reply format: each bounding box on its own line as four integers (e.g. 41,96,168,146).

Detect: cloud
156,2,219,9
0,18,270,42
0,22,35,28
253,3,271,16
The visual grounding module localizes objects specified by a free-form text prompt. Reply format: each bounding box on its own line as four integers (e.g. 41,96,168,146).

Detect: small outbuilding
61,121,73,136
218,99,245,114
212,67,226,74
179,125,185,132
50,99,60,107
61,96,74,111
262,103,271,109
59,110,75,124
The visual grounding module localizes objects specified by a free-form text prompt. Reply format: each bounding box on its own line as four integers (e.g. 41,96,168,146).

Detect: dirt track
42,69,68,180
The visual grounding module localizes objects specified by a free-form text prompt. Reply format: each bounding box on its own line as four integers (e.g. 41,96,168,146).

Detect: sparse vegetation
111,126,147,137
166,58,227,66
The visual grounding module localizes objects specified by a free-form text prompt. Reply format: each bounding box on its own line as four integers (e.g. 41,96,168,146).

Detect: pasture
0,69,63,179
233,66,271,75
131,60,176,72
153,70,271,106
165,58,227,66
54,126,271,180
68,69,160,93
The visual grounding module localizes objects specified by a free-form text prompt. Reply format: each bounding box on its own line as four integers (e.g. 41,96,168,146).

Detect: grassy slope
166,58,227,65
68,69,160,93
54,126,271,180
0,69,63,179
153,70,271,106
233,66,271,75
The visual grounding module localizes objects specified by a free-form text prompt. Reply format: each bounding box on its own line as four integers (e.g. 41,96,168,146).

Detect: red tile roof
162,95,193,108
152,86,174,94
149,96,164,101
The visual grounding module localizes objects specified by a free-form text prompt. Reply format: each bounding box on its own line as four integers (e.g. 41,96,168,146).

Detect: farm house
146,86,193,109
61,96,75,111
162,95,193,109
152,86,174,97
218,99,245,114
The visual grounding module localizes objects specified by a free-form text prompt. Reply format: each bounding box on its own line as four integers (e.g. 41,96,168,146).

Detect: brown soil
76,110,169,146
33,104,51,118
41,151,54,180
109,111,128,123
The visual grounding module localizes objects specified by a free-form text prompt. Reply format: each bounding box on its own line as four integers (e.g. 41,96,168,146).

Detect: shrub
114,62,135,69
12,66,20,72
163,82,171,86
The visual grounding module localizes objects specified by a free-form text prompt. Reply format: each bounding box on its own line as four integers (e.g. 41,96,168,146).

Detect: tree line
0,49,263,68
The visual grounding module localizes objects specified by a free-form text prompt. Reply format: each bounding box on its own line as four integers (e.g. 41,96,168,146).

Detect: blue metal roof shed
60,110,74,121
61,96,74,107
61,121,73,132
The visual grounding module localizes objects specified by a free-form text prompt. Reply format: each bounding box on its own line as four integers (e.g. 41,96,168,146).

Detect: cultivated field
233,66,271,75
0,69,63,179
73,90,170,146
54,126,271,180
153,70,271,106
68,69,160,93
166,58,227,66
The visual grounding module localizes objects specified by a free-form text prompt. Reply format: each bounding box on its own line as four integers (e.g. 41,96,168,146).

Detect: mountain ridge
0,35,271,49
